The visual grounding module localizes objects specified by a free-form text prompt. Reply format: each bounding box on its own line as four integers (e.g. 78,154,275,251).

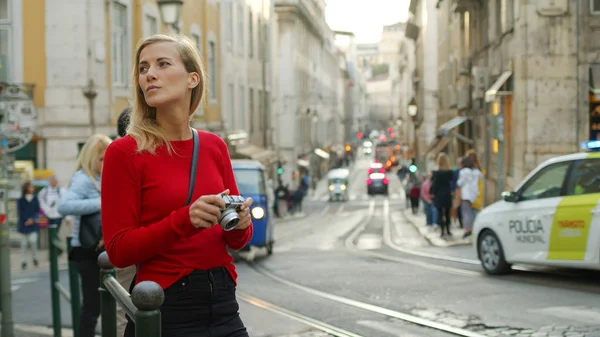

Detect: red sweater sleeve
218,139,253,250
101,140,198,268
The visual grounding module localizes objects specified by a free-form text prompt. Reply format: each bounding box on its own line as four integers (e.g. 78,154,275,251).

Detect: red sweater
101,131,253,290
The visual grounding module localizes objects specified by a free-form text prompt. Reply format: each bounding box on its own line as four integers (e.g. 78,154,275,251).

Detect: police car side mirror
501,191,519,203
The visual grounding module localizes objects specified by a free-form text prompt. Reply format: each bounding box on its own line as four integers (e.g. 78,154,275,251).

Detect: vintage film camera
218,194,246,231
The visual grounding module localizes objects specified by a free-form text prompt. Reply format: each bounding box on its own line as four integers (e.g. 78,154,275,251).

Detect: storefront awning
590,65,600,96
233,144,276,164
485,71,512,102
439,116,469,134
438,116,473,144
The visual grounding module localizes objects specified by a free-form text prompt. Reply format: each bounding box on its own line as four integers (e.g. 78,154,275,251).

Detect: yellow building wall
21,0,46,107
203,2,221,126
106,0,222,128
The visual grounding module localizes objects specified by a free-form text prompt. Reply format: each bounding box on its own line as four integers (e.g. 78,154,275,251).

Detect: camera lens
223,218,240,231
219,209,241,231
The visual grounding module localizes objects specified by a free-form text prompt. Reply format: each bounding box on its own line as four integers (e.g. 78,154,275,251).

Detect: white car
473,144,600,275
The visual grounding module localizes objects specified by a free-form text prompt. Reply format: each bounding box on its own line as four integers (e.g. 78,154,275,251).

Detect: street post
0,152,15,337
0,82,38,337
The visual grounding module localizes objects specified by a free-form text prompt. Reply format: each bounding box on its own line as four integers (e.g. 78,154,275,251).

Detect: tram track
244,262,488,337
237,292,365,337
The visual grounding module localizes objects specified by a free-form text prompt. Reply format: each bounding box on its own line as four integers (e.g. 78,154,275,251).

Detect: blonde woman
101,34,253,336
58,134,112,337
430,152,454,238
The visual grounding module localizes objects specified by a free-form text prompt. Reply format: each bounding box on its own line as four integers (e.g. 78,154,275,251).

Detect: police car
473,141,600,275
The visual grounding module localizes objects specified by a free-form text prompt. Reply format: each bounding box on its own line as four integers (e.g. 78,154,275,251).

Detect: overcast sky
325,0,410,43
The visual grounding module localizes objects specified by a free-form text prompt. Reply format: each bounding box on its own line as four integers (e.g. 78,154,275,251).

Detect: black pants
125,267,248,337
410,197,419,214
437,206,452,235
72,258,101,337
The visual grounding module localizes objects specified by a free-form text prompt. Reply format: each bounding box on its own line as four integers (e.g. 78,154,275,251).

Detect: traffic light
409,158,417,173
387,127,393,133
357,131,363,139
277,160,284,175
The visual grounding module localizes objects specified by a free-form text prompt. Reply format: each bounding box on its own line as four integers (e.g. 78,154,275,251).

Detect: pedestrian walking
58,133,112,337
17,181,40,270
431,153,454,238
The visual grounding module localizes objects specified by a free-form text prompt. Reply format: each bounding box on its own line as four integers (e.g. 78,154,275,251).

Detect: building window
112,1,129,86
0,0,11,82
228,83,234,129
239,84,245,129
592,0,600,14
237,3,244,56
208,40,217,100
144,14,158,36
225,4,233,48
191,33,201,53
248,10,253,58
249,88,254,132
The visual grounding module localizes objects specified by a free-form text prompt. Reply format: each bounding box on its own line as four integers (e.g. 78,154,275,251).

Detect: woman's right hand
189,190,229,229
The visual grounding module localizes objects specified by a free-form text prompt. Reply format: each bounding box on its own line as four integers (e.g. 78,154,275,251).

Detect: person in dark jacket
430,152,454,238
117,107,130,138
17,181,41,270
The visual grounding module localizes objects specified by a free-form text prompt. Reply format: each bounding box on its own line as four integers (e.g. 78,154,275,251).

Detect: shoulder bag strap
130,128,200,292
185,128,200,206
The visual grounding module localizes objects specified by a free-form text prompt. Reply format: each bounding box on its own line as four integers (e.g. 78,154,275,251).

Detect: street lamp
407,98,418,119
158,0,183,33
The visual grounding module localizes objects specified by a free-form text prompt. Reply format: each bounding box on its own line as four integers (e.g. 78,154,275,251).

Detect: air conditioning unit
471,66,489,100
457,84,470,110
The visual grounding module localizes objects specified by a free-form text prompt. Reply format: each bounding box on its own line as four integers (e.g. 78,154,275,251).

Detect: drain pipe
83,0,97,135
575,0,581,149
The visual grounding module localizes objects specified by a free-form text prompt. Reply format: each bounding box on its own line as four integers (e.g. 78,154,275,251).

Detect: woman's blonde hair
436,152,452,170
75,134,112,190
128,34,207,154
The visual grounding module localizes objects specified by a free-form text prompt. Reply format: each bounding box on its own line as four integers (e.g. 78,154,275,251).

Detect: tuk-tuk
231,159,274,255
327,168,350,202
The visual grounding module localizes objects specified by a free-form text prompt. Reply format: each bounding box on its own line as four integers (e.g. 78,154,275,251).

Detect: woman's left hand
234,197,254,230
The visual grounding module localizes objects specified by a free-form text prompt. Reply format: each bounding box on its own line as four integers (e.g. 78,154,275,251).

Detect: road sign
0,83,37,153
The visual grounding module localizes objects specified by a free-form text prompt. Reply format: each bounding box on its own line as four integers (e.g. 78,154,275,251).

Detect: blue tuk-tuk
231,159,274,255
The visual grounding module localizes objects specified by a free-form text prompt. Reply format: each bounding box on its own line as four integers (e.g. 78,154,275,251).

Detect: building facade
219,0,277,172
431,0,600,204
406,0,438,171
274,0,343,188
4,0,222,185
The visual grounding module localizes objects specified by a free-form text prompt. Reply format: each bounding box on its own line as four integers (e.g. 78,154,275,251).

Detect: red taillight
383,178,389,184
367,179,372,184
379,168,385,173
368,168,373,174
374,160,379,163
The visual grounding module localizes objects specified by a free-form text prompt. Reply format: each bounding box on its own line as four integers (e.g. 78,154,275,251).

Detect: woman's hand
189,190,228,229
233,197,253,230
25,219,34,226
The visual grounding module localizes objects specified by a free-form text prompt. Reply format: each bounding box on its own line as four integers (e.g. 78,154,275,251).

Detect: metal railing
97,252,164,337
48,227,81,337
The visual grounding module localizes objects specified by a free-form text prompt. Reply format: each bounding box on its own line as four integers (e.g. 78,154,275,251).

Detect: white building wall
43,0,111,185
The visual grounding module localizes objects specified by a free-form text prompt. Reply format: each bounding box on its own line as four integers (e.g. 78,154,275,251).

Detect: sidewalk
8,245,69,276
0,324,80,337
403,209,472,248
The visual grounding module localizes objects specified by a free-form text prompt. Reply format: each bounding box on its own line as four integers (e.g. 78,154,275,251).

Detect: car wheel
478,230,511,275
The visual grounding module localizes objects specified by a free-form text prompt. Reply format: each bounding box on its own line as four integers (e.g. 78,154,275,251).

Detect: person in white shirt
39,175,65,229
456,156,483,239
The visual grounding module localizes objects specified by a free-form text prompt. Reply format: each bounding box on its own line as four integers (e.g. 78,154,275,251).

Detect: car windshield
233,169,266,195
